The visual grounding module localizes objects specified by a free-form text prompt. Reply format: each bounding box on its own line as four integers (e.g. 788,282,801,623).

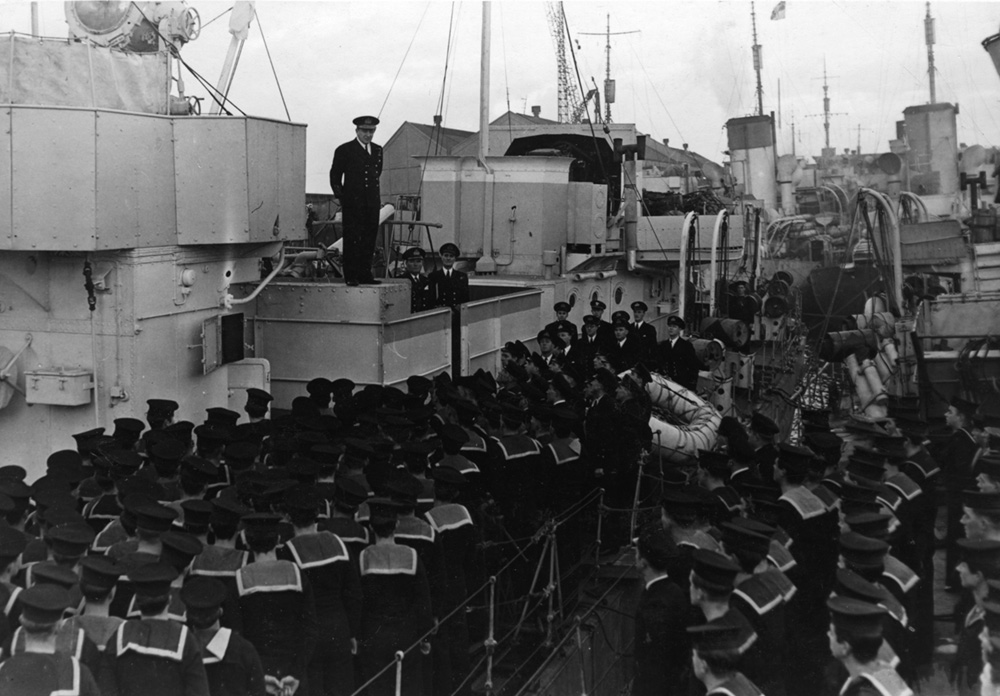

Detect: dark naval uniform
278,532,361,696
400,270,432,312
425,502,484,694
102,619,211,696
189,546,247,634
197,627,267,696
62,614,125,654
657,336,701,390
236,560,318,689
358,543,434,696
4,624,104,682
319,516,370,561
731,572,789,696
629,320,657,363
428,266,469,307
0,652,101,696
633,575,690,696
329,131,383,285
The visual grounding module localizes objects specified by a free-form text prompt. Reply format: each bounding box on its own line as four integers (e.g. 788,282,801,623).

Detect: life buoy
638,371,721,464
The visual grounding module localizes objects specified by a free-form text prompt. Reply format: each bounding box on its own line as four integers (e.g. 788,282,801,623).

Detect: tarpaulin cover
0,34,168,114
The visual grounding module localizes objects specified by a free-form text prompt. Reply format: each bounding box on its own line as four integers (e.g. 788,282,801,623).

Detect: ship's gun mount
65,1,200,52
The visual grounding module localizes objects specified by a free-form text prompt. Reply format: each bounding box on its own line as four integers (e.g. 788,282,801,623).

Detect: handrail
348,485,612,696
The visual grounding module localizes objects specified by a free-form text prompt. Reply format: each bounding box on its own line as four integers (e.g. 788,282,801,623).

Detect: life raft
639,371,721,464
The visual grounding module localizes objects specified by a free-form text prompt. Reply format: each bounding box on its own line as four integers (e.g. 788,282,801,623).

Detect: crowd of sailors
0,298,994,696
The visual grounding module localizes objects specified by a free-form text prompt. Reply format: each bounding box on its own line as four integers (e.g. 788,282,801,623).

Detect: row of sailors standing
0,381,496,696
625,399,950,696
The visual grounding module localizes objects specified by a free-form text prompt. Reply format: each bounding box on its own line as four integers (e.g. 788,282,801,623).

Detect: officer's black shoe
346,280,359,287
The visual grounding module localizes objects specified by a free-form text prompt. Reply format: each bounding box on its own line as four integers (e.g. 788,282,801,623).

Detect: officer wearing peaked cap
657,314,701,390
0,585,102,696
544,301,578,342
330,115,383,286
629,300,657,362
588,298,615,344
398,247,432,312
428,242,469,307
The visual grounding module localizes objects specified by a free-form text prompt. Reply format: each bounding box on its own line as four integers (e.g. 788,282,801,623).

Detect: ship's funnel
983,32,1000,82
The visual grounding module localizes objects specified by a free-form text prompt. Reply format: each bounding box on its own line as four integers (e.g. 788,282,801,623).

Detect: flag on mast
771,1,786,20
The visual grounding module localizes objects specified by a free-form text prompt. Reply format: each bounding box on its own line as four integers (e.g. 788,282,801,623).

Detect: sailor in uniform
358,498,434,696
60,555,124,653
319,480,371,562
687,622,765,696
827,596,911,696
425,467,485,696
632,526,691,696
721,521,790,696
773,443,839,696
944,396,982,589
0,585,102,696
697,449,744,524
179,577,267,696
952,539,1000,693
398,247,432,312
428,242,469,307
279,487,361,696
101,562,210,696
688,549,762,688
329,115,383,286
657,315,701,390
236,513,318,695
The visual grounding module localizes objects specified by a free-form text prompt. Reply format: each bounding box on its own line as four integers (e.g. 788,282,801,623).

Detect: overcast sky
7,1,1000,192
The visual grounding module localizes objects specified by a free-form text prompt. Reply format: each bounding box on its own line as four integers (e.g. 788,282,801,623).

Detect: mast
925,2,936,103
479,2,491,165
752,2,764,116
821,60,831,150
580,15,638,124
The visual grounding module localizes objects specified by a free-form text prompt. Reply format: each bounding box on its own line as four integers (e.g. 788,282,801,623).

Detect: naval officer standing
329,115,384,287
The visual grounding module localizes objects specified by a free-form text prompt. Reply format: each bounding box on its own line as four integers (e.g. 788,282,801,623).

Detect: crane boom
544,2,580,123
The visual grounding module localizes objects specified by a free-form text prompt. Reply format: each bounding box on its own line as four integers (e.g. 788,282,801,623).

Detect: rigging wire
255,9,290,121
378,1,431,120
200,5,233,31
626,41,686,144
